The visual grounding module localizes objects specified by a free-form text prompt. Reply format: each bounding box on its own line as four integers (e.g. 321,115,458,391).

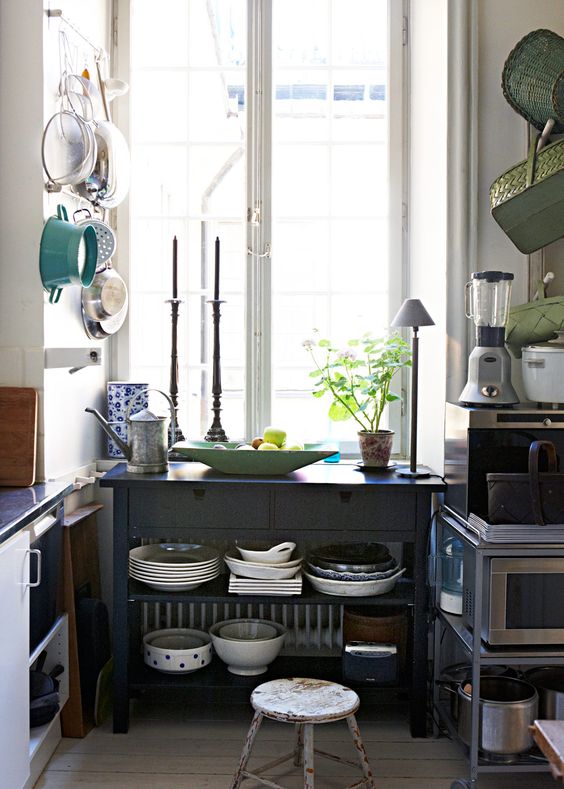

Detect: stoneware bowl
218,620,278,641
303,567,406,597
209,618,286,675
235,541,296,564
143,628,212,674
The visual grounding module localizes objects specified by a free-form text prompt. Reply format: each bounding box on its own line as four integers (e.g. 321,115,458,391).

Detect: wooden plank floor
36,699,556,788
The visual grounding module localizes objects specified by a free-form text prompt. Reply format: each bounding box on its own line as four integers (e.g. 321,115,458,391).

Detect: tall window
124,0,406,452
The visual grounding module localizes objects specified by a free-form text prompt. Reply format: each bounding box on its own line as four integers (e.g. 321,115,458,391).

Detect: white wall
477,0,564,401
409,0,449,476
0,0,111,480
412,0,564,474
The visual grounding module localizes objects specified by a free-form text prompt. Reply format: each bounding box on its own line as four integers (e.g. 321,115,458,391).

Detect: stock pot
524,666,564,719
457,676,538,762
522,331,564,404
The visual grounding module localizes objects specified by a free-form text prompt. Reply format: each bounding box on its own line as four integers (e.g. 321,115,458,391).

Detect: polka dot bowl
143,628,212,674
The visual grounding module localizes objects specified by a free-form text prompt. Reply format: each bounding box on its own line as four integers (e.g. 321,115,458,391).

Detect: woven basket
505,281,564,358
490,136,564,253
502,29,564,132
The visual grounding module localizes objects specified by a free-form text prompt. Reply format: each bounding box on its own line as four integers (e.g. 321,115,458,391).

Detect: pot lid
523,330,564,351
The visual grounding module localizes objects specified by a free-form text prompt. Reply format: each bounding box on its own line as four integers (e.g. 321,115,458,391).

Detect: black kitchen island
100,460,445,737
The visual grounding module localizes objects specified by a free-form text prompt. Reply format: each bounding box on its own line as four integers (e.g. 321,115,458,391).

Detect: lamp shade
391,299,435,329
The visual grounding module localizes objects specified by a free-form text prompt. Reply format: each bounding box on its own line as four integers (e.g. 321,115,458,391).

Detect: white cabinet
0,529,31,789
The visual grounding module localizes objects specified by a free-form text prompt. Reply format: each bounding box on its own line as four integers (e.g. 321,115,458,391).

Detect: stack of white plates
129,543,221,591
228,571,302,596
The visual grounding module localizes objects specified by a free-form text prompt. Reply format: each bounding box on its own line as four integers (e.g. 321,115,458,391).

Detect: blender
459,271,519,406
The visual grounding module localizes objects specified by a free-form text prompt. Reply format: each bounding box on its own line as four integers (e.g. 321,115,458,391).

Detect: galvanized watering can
86,388,176,473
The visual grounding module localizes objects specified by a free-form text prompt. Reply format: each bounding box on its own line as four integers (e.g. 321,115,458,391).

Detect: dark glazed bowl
309,542,393,573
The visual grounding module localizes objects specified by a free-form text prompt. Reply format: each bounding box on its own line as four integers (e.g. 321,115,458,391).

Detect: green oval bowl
170,441,338,475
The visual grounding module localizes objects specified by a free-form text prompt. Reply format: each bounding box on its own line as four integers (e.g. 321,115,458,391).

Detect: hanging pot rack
46,8,104,58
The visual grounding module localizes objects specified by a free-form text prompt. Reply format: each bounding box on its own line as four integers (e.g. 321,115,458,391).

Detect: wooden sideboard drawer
128,485,272,530
273,488,416,533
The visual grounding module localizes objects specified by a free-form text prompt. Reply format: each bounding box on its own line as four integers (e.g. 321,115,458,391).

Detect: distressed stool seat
229,677,376,789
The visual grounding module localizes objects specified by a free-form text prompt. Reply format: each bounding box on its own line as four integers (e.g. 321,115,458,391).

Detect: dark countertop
100,460,446,490
0,480,73,545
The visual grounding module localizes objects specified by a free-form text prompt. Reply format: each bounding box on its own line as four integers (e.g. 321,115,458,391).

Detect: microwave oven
463,549,564,646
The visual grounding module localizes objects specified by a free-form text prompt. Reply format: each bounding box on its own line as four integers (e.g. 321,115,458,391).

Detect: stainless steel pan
72,120,130,209
81,263,128,321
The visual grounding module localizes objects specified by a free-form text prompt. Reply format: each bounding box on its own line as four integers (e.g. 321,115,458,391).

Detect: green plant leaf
318,339,330,347
328,401,353,421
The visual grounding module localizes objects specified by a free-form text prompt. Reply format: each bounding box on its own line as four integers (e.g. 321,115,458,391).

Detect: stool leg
346,714,375,788
229,710,264,789
293,723,304,766
303,723,315,789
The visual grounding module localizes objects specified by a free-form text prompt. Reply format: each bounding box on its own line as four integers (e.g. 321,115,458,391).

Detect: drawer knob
193,489,206,500
339,491,353,503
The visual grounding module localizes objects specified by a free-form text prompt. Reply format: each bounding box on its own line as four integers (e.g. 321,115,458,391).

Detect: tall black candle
172,236,178,299
213,236,220,300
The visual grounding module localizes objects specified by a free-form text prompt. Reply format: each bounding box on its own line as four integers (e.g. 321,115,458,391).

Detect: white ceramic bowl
209,618,286,675
143,628,212,674
236,542,296,564
218,620,278,641
303,567,406,597
224,554,301,580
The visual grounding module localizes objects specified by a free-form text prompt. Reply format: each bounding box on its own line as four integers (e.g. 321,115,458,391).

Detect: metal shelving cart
432,506,564,788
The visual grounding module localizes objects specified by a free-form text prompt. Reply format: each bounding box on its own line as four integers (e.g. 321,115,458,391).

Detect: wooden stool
229,677,376,789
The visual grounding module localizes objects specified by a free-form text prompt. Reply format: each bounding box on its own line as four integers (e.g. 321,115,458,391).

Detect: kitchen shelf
102,461,444,735
129,654,405,706
29,614,69,763
438,608,564,663
128,575,415,606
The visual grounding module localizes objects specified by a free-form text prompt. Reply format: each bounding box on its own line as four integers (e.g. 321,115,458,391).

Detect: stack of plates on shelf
228,571,303,596
305,542,405,597
224,542,302,595
129,543,221,591
468,512,564,543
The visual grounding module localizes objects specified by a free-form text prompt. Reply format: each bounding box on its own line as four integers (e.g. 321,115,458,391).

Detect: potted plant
304,333,411,466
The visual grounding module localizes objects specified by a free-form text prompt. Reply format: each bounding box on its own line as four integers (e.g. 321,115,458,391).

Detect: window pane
128,1,247,441
271,0,390,444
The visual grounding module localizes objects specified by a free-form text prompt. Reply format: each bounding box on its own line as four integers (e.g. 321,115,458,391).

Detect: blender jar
465,271,514,328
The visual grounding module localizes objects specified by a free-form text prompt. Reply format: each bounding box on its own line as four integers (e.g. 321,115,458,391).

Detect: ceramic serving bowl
306,561,399,582
209,618,286,675
303,567,406,597
218,620,278,641
236,541,296,564
308,542,394,574
171,441,338,475
224,551,301,580
143,628,212,674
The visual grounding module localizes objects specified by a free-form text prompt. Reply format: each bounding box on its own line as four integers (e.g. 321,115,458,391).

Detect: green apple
285,442,304,451
257,442,278,451
262,426,287,448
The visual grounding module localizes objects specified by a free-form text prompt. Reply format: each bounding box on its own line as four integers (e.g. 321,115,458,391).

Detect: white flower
302,339,316,349
339,349,356,361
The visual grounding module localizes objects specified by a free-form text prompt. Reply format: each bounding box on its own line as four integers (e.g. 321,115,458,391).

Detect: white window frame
112,0,410,456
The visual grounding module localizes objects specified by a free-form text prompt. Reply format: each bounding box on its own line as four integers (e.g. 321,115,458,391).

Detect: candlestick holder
204,298,229,443
165,297,186,457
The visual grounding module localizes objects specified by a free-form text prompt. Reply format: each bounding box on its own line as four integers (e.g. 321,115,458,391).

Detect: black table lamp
390,298,435,478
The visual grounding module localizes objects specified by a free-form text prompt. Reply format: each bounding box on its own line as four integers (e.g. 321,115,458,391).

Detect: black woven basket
502,29,564,132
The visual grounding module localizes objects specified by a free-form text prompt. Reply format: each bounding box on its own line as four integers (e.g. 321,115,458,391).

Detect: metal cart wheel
450,781,472,789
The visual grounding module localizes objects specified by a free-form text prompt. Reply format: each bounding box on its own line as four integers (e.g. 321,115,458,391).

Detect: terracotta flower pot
358,430,394,467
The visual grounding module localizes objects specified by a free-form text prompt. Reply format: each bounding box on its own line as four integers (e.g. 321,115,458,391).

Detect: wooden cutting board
0,387,38,486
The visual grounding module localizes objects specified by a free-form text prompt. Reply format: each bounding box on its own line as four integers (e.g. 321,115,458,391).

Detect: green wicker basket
490,135,564,253
502,29,564,132
505,281,564,358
